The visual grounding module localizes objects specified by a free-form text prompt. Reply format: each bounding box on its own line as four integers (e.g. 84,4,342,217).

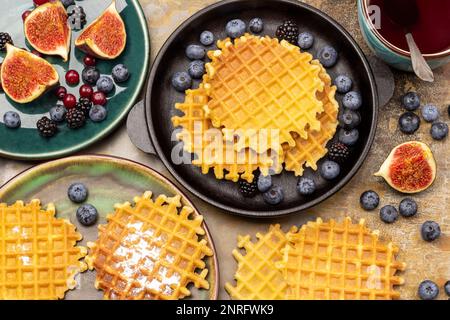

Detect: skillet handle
126,100,157,155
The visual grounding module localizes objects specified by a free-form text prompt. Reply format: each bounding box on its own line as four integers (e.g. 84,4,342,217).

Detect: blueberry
338,128,359,146
418,280,439,300
399,198,418,217
96,76,114,94
334,75,352,94
421,221,441,242
339,109,361,129
3,111,21,129
112,64,130,83
398,112,420,134
68,183,88,203
297,32,314,49
343,91,362,110
320,160,340,180
445,280,450,297
60,0,75,7
188,60,205,79
76,204,98,226
402,92,420,111
421,104,439,122
82,67,100,85
89,105,107,122
172,72,192,92
297,177,316,195
430,122,448,140
262,185,284,205
360,190,380,211
225,19,246,38
49,105,66,123
380,205,399,224
199,30,214,46
317,45,338,68
257,174,272,193
249,18,264,34
185,44,206,60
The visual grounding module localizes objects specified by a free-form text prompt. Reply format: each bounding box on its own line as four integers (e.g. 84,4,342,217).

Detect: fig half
75,0,127,60
24,0,71,61
0,44,59,104
375,141,436,193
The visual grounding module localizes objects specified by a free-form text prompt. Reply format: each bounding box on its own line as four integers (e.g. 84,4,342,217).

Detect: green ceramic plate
0,155,219,300
0,0,150,160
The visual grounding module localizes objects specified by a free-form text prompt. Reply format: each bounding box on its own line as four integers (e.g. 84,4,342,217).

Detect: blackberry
276,20,299,45
67,6,87,30
76,97,92,116
0,32,13,51
238,179,258,198
66,108,86,129
36,117,57,138
328,142,350,163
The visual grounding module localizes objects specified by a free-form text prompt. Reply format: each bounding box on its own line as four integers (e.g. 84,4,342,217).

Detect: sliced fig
75,1,126,60
0,44,59,104
375,141,436,193
24,1,71,61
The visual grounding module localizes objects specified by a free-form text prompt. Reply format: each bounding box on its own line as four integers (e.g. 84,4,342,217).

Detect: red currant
83,55,96,67
91,91,107,106
63,94,77,109
22,10,32,21
54,86,67,100
79,84,94,99
65,70,80,86
33,0,49,6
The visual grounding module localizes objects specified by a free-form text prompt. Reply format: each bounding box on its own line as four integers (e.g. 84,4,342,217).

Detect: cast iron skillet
143,0,379,217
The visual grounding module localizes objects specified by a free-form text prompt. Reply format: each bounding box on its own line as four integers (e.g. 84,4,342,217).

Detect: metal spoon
383,0,434,82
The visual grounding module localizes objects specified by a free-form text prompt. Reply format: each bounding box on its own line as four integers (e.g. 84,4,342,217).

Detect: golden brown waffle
86,191,213,300
203,34,324,153
0,200,87,300
172,85,283,182
225,224,297,300
277,217,406,300
283,60,339,176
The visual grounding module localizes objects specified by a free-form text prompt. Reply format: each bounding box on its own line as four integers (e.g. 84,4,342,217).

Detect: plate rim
0,154,220,300
0,0,151,161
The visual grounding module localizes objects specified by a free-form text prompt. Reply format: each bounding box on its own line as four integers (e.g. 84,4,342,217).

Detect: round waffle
86,191,213,300
0,200,87,300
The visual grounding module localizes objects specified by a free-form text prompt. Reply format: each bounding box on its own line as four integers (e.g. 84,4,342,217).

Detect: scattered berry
83,55,96,67
249,18,264,34
320,160,340,180
430,122,448,140
380,205,399,224
82,66,100,85
318,45,338,68
172,72,192,92
343,91,362,110
328,142,350,164
79,84,94,99
199,30,214,45
338,128,359,146
238,179,258,198
257,175,272,193
33,0,49,6
399,112,420,134
188,60,205,79
65,70,80,86
96,76,115,94
68,183,88,203
418,280,439,300
360,190,380,211
66,108,86,129
89,105,107,123
67,5,86,30
3,111,21,129
22,10,32,21
76,97,92,116
421,221,441,242
76,204,98,226
226,19,247,39
402,92,420,111
263,185,284,205
185,44,206,60
339,109,361,129
0,32,13,51
60,0,75,8
36,116,57,138
49,105,66,123
399,198,418,217
297,32,314,49
63,93,77,109
444,281,450,297
91,91,107,106
112,64,130,83
421,104,439,122
297,177,316,195
55,86,67,100
334,75,352,94
276,20,299,45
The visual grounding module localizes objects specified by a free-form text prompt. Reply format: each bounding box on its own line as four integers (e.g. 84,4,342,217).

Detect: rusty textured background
0,0,449,299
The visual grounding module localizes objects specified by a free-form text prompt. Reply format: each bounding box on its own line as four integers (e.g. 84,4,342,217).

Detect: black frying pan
132,0,379,217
